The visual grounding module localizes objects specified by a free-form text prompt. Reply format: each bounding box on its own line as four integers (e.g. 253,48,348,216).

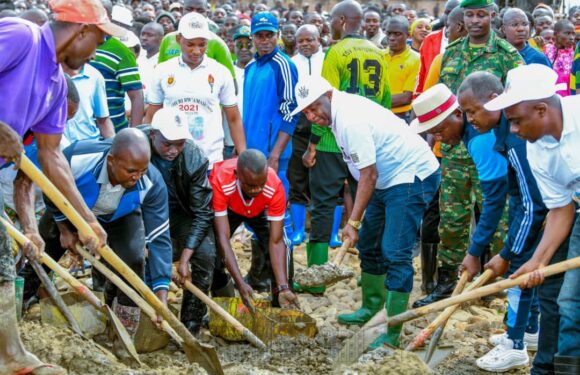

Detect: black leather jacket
140,125,213,251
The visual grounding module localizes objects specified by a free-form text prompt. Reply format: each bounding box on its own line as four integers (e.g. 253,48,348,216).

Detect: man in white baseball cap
140,107,231,335
292,76,440,349
487,63,580,372
146,11,246,171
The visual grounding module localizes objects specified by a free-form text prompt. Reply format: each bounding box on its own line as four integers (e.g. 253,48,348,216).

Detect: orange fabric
423,53,443,158
415,29,444,95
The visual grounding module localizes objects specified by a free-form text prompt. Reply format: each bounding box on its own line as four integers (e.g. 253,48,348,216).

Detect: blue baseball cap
251,12,279,34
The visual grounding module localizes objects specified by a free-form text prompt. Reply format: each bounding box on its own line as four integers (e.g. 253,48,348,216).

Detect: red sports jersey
210,158,286,221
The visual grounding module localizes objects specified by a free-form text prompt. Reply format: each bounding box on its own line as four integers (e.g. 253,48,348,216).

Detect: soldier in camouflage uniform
413,0,523,308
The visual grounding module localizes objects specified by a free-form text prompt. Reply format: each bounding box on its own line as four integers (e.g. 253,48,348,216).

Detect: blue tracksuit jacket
46,139,172,292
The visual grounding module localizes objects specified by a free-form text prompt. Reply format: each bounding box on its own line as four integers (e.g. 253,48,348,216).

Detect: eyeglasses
235,41,252,49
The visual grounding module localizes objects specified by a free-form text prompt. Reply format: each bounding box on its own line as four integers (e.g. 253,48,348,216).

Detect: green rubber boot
293,242,328,294
337,273,386,326
368,290,410,349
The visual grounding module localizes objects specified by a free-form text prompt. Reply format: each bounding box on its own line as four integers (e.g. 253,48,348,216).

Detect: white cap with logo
484,64,566,111
290,76,333,116
178,12,212,40
151,108,193,141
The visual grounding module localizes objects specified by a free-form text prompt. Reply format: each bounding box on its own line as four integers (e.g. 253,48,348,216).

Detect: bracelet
273,284,290,294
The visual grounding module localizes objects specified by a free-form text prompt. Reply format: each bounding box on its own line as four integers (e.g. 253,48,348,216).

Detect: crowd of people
0,0,579,374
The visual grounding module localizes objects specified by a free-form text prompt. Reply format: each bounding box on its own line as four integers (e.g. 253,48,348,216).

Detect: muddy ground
20,239,531,375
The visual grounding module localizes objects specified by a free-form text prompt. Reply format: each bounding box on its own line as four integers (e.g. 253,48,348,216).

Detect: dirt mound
19,321,207,375
339,347,433,374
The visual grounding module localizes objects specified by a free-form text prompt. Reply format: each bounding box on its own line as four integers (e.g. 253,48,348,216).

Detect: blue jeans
357,171,440,293
557,214,580,356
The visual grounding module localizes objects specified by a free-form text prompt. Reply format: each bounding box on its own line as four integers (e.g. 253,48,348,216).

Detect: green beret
460,0,494,9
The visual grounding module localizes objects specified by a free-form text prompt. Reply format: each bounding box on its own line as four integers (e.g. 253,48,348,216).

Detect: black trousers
213,210,293,296
22,210,146,307
309,151,357,243
170,209,217,327
420,187,441,244
287,120,311,205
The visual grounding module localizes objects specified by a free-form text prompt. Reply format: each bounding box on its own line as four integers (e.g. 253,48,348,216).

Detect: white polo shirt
330,90,439,189
527,95,580,209
149,56,237,167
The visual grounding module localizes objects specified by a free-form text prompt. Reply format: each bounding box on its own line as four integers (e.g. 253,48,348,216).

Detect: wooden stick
336,258,580,366
405,269,492,351
179,279,266,349
1,217,141,363
19,156,223,375
332,238,352,266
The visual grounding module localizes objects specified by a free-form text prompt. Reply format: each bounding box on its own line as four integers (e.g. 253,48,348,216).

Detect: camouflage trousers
438,152,508,271
0,193,16,283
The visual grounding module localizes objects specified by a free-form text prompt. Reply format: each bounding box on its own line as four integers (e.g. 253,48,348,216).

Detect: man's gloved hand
278,289,300,310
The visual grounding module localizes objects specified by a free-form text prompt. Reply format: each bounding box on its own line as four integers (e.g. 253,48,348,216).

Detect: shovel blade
182,340,224,375
105,305,141,365
414,346,454,369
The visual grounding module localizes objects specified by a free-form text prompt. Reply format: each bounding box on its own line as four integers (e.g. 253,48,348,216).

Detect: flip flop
14,363,67,375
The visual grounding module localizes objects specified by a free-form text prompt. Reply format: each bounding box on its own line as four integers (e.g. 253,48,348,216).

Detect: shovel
173,279,266,349
335,256,580,366
74,244,213,367
0,217,140,364
406,270,494,366
294,238,355,288
18,155,224,375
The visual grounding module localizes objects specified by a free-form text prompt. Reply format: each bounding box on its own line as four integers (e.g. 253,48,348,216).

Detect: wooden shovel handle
389,258,580,327
19,156,223,375
0,216,103,309
180,279,266,349
74,245,184,344
332,238,352,266
405,269,493,351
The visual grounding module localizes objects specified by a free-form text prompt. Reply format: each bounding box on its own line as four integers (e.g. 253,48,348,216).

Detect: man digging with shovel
21,129,173,352
291,76,440,349
0,0,125,373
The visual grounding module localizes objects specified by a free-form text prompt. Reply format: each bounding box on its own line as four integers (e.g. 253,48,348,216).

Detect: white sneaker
476,340,529,372
489,332,539,351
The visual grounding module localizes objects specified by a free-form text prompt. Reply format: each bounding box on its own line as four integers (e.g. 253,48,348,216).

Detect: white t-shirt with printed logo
149,56,237,167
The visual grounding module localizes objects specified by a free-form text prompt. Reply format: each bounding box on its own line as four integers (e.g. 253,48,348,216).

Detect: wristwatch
347,219,362,230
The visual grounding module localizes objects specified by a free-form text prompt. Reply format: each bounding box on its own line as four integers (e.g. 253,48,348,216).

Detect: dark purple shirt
0,18,67,166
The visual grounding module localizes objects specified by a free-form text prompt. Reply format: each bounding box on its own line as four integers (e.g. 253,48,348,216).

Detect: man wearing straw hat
290,76,440,349
486,63,580,374
411,74,568,371
0,0,126,373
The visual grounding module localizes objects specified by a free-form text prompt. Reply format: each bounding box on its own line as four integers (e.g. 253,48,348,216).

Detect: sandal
14,363,67,375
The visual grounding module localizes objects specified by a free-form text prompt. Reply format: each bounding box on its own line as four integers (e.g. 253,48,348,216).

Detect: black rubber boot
243,239,272,293
420,243,438,294
412,267,456,308
212,278,235,297
555,355,580,375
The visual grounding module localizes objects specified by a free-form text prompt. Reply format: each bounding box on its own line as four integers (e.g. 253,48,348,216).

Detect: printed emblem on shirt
208,74,215,93
167,74,175,86
350,152,360,163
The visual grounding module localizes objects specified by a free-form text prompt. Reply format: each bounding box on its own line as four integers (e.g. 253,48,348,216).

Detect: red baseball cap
48,0,127,38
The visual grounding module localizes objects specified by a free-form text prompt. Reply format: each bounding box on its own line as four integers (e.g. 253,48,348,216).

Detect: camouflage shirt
438,31,524,159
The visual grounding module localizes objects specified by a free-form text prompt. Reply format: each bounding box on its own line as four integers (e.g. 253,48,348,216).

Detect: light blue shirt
65,64,109,143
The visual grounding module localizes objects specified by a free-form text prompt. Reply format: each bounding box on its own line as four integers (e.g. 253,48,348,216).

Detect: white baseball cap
290,76,333,116
112,5,133,27
151,108,193,141
178,12,212,40
484,64,567,111
410,83,459,134
117,30,140,48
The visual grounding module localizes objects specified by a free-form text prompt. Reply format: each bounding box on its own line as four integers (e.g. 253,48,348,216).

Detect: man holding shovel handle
0,0,128,373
